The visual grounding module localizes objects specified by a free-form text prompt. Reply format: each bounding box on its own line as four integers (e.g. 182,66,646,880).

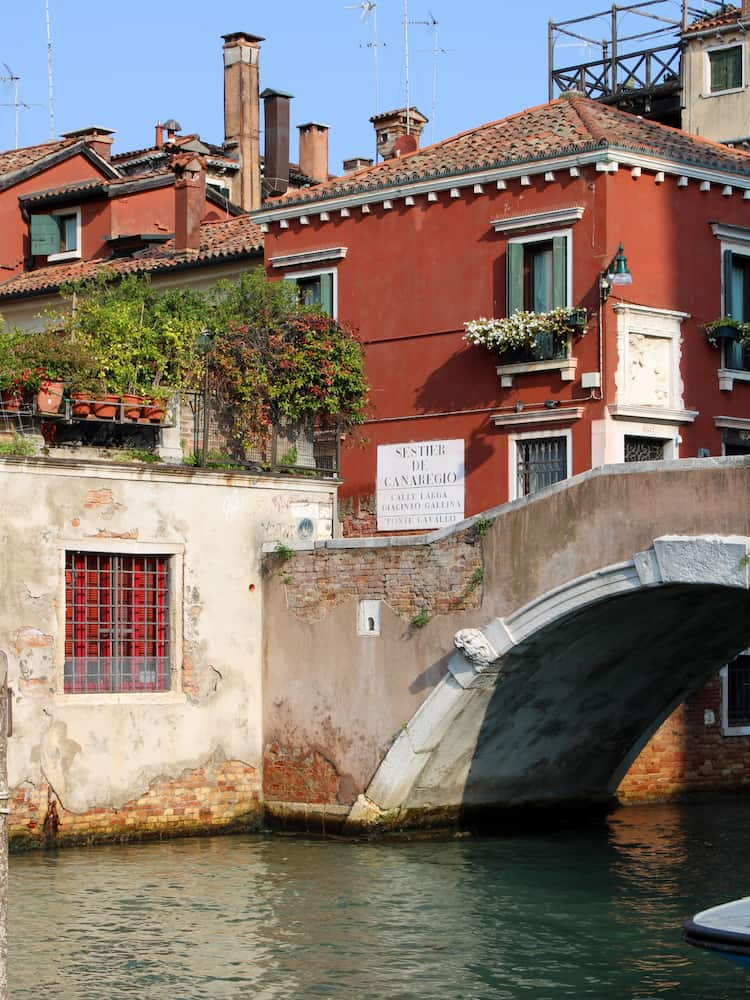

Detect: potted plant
704,316,747,347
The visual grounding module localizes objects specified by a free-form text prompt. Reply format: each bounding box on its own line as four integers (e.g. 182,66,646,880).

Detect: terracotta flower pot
71,392,92,417
1,389,22,412
36,381,65,415
92,394,120,420
122,393,145,421
143,397,167,423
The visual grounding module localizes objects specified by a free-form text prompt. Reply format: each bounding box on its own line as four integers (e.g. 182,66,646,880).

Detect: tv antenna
0,63,25,149
45,0,56,138
414,11,451,143
403,0,411,132
345,2,384,117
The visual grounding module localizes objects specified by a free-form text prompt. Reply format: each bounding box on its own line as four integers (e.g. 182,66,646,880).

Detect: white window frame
47,206,82,262
283,267,338,319
507,427,572,501
711,227,750,388
705,42,745,97
721,652,750,735
506,226,574,312
56,538,184,704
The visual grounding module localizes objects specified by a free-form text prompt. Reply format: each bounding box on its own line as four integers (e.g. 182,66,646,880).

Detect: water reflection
9,801,750,999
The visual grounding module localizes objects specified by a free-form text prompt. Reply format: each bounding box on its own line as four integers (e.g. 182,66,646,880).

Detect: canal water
9,799,750,999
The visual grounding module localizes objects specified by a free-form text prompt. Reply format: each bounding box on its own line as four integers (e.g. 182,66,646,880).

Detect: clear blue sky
1,1,715,173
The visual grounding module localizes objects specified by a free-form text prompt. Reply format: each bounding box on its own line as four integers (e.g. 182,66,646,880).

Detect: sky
0,1,719,173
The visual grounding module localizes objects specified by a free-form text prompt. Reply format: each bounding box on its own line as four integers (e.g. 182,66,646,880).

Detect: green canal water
9,799,750,999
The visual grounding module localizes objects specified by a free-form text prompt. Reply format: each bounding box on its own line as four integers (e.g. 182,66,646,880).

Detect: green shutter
724,250,744,368
506,242,523,315
552,236,567,308
724,249,736,318
30,214,61,256
319,272,334,316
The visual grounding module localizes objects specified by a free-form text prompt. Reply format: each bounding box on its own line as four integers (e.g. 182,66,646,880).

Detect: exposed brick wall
263,743,341,804
275,525,485,623
9,760,261,849
618,674,750,802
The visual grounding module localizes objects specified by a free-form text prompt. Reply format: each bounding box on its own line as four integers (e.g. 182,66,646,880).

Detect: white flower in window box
463,307,586,363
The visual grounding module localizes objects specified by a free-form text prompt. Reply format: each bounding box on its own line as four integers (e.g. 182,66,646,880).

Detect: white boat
684,898,750,969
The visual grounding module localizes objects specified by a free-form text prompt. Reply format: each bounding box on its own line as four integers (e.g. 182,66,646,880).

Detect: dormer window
30,207,81,261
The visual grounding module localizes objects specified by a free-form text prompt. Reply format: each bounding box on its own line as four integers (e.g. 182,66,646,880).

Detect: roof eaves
0,140,120,194
257,139,608,213
0,244,264,302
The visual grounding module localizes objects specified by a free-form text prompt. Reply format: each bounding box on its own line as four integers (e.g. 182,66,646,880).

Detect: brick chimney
155,122,164,148
369,108,428,160
343,155,373,173
61,126,115,161
261,88,292,197
743,0,750,18
173,154,206,253
222,31,264,211
298,123,329,183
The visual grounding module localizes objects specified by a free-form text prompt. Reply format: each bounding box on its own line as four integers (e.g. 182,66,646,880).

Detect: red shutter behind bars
64,552,170,693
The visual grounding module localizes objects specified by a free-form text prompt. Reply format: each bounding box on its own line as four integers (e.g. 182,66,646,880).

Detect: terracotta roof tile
0,215,264,300
684,5,742,33
263,95,750,209
0,137,78,176
19,178,109,204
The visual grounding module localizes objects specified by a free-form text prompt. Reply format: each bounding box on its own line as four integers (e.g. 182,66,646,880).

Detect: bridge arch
349,535,750,826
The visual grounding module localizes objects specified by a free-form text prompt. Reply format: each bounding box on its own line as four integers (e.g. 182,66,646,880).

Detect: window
507,234,569,360
722,652,750,734
207,181,231,201
285,270,335,317
516,436,568,497
64,551,171,693
624,436,666,462
723,250,750,371
30,208,81,260
709,45,743,94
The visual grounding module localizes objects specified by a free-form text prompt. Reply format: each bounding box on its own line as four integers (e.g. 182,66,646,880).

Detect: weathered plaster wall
0,457,336,847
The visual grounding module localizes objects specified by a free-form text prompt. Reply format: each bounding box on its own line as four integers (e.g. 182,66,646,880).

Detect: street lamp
600,243,633,302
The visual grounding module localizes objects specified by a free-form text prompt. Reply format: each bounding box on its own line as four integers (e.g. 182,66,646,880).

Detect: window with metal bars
726,653,750,730
516,436,567,497
64,552,170,694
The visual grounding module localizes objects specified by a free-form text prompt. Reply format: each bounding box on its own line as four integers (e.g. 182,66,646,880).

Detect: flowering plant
463,307,585,357
704,316,750,348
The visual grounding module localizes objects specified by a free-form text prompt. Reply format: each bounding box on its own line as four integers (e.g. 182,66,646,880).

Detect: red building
256,93,750,803
256,94,750,535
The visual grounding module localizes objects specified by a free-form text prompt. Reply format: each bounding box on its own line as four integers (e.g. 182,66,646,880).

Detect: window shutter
724,250,744,368
724,249,736,318
506,242,523,315
30,214,61,256
552,236,567,308
319,272,334,316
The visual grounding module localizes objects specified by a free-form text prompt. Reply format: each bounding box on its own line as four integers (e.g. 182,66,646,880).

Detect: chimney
60,126,115,161
155,122,164,148
743,0,750,18
261,88,292,197
163,118,182,144
369,108,428,160
343,155,373,173
173,154,206,253
298,122,329,183
222,31,264,211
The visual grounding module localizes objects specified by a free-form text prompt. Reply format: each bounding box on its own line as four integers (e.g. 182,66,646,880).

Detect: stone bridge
262,457,750,832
